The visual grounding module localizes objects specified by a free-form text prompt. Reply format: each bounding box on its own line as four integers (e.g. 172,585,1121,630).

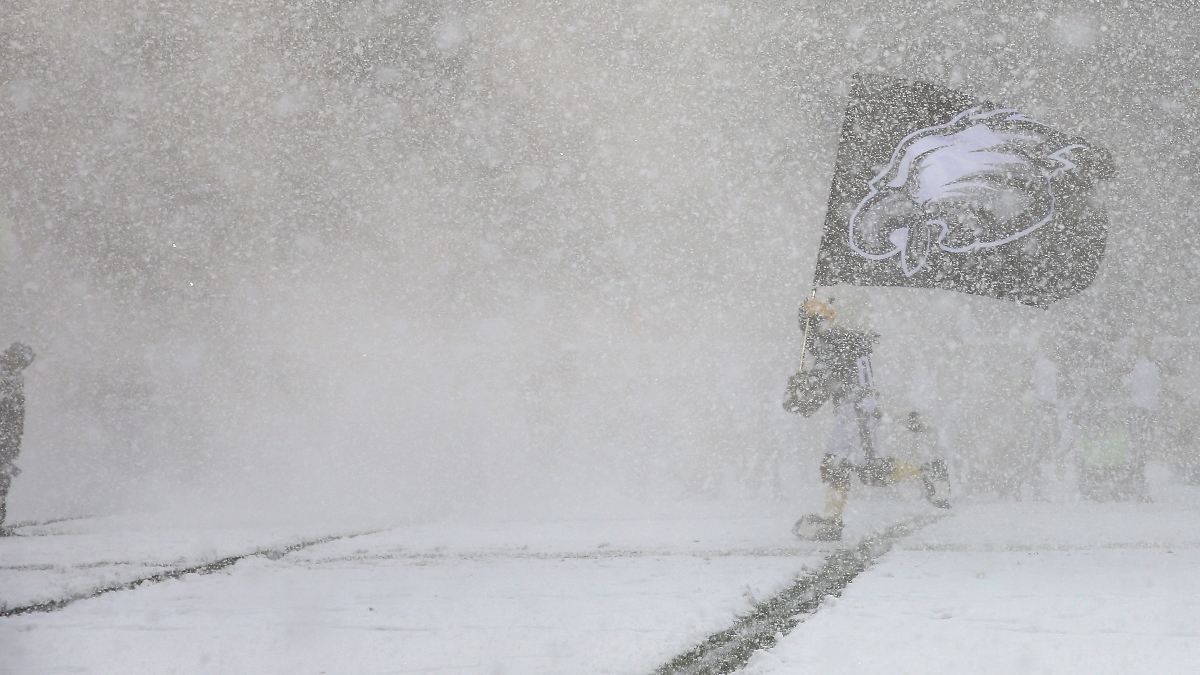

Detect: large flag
813,74,1115,308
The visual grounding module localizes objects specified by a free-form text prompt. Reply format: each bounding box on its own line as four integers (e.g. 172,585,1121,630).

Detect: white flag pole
798,285,818,371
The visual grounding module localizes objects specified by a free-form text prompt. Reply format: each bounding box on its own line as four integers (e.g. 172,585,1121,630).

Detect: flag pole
798,284,818,371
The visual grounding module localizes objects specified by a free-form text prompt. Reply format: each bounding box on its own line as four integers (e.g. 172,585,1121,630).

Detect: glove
784,371,828,417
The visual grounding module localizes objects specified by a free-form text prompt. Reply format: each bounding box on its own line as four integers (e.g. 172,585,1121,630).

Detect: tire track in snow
0,530,378,617
653,514,946,675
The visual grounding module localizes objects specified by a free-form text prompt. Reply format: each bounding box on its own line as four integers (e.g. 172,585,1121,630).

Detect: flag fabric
812,74,1115,308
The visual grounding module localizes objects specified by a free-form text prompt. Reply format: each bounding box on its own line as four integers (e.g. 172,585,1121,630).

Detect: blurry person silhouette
1073,352,1154,502
0,342,34,532
1126,354,1158,490
784,295,949,541
897,411,952,508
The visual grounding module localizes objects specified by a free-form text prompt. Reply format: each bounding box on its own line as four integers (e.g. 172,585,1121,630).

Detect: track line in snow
652,514,947,675
0,515,94,536
299,545,835,565
0,530,379,618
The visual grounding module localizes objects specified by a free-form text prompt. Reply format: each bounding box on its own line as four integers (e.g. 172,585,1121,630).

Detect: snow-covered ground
745,492,1200,675
4,486,1198,674
2,506,912,674
0,515,349,610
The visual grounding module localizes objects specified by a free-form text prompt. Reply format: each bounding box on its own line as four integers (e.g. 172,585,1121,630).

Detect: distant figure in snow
1065,345,1155,502
1124,355,1158,494
1129,356,1160,413
891,411,941,465
784,296,949,541
0,342,34,531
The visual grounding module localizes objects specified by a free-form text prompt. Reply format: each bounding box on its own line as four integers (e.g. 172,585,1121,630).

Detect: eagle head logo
848,106,1107,276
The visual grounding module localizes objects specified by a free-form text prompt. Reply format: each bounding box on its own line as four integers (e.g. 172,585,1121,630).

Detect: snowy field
3,1,1198,673
3,489,1199,674
0,505,892,674
745,495,1200,675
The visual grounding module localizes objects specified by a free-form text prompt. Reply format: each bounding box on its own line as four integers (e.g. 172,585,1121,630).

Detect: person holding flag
785,74,1115,540
785,293,949,542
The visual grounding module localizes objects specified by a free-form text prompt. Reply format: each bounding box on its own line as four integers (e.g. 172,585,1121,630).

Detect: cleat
792,514,844,541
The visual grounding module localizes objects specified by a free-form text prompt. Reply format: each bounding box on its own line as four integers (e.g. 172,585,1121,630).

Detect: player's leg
860,454,952,509
794,403,864,541
793,453,850,541
891,460,921,482
920,458,952,508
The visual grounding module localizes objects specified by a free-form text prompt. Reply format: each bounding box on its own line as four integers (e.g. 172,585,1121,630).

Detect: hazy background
2,0,1197,523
